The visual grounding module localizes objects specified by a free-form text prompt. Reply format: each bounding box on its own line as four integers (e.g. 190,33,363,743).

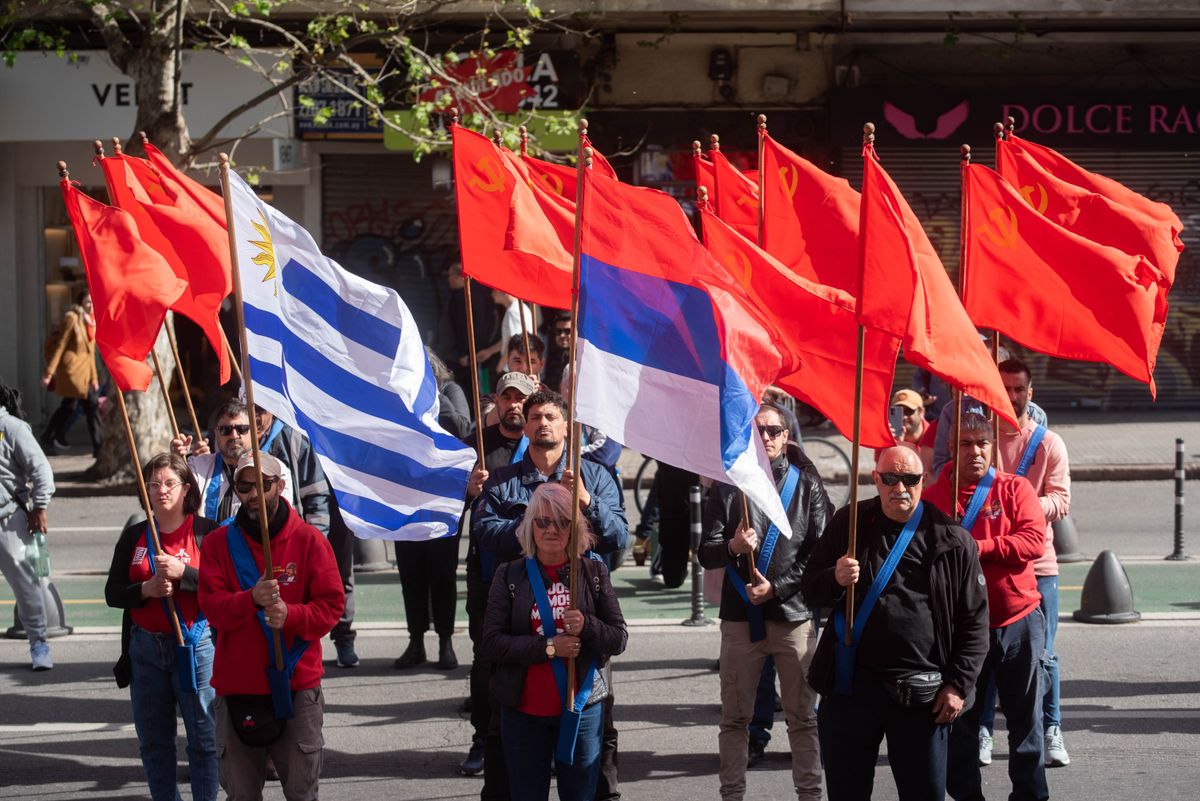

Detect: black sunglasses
878,472,922,488
756,424,786,439
533,516,572,530
217,424,251,436
234,477,278,494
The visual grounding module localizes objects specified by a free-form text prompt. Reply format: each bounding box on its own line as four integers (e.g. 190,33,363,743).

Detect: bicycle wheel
801,437,853,511
633,455,657,514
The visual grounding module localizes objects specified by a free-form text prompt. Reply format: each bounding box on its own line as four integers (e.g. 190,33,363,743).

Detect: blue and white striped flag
226,170,474,540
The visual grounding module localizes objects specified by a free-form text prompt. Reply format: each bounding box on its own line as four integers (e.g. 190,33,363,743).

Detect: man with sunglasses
199,451,344,801
172,402,294,526
699,401,831,801
802,446,989,801
925,413,1050,801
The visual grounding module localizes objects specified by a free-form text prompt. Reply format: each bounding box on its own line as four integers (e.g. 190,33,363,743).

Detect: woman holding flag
482,482,627,801
105,453,218,801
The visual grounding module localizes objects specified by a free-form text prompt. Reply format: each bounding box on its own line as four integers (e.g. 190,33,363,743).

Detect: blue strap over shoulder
960,467,996,532
511,435,529,465
1015,424,1046,478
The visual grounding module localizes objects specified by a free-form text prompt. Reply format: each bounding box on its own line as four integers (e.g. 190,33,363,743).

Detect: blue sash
725,465,800,642
510,435,529,464
526,557,599,766
144,525,209,695
832,502,924,695
960,467,997,532
1015,425,1046,479
261,419,285,452
203,462,224,521
226,521,310,720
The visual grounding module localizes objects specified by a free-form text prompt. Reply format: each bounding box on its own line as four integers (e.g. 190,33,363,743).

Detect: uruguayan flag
227,170,473,540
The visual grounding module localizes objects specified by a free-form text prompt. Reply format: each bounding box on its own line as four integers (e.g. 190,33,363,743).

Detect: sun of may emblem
248,209,278,296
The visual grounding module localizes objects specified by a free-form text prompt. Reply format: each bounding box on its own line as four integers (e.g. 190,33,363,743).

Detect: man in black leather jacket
698,401,831,801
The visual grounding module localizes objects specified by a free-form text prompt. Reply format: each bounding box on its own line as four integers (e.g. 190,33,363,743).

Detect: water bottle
27,531,51,579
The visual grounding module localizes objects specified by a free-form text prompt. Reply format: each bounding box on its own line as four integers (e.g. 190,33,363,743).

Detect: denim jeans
980,579,1061,734
948,608,1048,801
500,702,604,801
129,624,218,801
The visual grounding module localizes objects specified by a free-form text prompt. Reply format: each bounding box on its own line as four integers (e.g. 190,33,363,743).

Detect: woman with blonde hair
483,482,627,801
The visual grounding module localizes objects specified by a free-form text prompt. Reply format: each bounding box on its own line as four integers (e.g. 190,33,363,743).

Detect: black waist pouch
884,671,943,707
227,693,290,747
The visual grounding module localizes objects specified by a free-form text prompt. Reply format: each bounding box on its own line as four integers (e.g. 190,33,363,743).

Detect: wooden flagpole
218,152,285,672
221,328,243,384
845,123,876,644
564,120,593,709
451,109,486,464
756,115,767,248
952,144,972,518
164,320,204,439
150,348,181,440
990,122,1006,470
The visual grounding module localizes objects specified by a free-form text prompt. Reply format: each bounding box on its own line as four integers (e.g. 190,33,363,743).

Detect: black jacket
698,450,832,623
801,498,989,703
483,556,628,710
104,516,219,688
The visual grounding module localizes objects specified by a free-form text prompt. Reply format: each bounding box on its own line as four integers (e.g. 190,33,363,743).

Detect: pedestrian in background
105,452,218,801
41,290,102,457
483,482,628,801
0,381,57,671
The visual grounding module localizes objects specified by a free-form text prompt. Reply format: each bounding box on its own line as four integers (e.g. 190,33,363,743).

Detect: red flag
996,136,1182,283
709,150,760,241
858,147,1017,427
759,133,861,295
963,162,1164,392
99,154,233,382
142,141,227,229
700,203,899,448
452,125,573,308
61,180,187,392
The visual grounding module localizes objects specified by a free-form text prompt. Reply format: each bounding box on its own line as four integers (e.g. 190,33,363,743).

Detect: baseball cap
496,371,538,397
891,389,923,412
234,451,285,481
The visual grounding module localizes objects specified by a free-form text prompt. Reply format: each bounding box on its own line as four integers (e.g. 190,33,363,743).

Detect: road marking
0,599,107,605
47,526,123,533
0,721,135,734
1060,585,1083,590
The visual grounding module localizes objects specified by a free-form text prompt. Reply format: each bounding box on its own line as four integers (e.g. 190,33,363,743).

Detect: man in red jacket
199,452,345,801
924,413,1049,801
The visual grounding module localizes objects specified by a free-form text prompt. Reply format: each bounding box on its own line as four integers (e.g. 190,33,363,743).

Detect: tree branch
186,65,313,158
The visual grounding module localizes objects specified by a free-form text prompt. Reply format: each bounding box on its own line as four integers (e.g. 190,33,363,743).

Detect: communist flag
62,180,187,392
759,133,861,295
99,153,233,382
710,150,759,241
996,136,1181,284
452,125,572,309
858,147,1017,427
142,140,227,229
963,162,1164,391
700,203,899,448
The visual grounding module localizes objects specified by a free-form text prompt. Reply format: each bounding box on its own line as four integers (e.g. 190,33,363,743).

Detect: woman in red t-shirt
104,453,219,801
483,482,628,801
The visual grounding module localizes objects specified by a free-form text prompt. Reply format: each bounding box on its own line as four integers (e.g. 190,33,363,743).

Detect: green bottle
28,532,51,579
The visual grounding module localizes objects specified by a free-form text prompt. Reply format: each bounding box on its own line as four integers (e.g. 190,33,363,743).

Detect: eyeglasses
878,472,922,488
554,327,572,337
756,424,786,439
234,477,278,494
532,516,572,531
148,479,183,492
217,424,251,436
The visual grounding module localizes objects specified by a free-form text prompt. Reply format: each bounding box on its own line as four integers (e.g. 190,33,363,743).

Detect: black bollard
6,578,74,639
681,484,712,627
1073,550,1141,624
1052,515,1087,564
1166,437,1190,561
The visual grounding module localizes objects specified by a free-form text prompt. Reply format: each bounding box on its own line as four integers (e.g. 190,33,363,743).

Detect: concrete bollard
1072,549,1141,624
6,579,74,639
1052,515,1087,563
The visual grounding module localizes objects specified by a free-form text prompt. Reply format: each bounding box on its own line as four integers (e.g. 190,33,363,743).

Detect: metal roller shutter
838,146,1200,411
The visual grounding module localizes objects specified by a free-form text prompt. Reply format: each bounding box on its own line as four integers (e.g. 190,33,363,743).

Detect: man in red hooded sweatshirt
924,413,1048,801
199,452,344,801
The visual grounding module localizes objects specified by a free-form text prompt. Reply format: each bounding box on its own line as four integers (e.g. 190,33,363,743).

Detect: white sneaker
1045,724,1070,767
978,726,994,766
30,641,53,671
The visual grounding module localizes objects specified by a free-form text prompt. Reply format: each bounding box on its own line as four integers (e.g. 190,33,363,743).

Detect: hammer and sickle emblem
735,194,761,211
467,157,506,193
778,165,799,200
1019,183,1049,214
978,206,1019,249
536,171,565,197
719,250,753,290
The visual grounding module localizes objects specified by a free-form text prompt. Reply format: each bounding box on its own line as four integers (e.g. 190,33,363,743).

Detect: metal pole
682,484,713,627
1166,438,1190,561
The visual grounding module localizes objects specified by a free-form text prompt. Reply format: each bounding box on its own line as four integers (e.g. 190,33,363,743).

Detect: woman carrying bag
41,290,102,457
483,482,628,801
105,453,218,801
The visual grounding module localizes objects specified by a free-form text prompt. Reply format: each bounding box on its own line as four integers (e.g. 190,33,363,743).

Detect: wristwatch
545,638,556,658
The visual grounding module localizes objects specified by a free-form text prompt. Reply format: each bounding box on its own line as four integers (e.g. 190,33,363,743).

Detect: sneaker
30,641,53,671
459,738,485,776
978,726,993,767
335,640,359,668
747,739,766,769
1045,724,1070,767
